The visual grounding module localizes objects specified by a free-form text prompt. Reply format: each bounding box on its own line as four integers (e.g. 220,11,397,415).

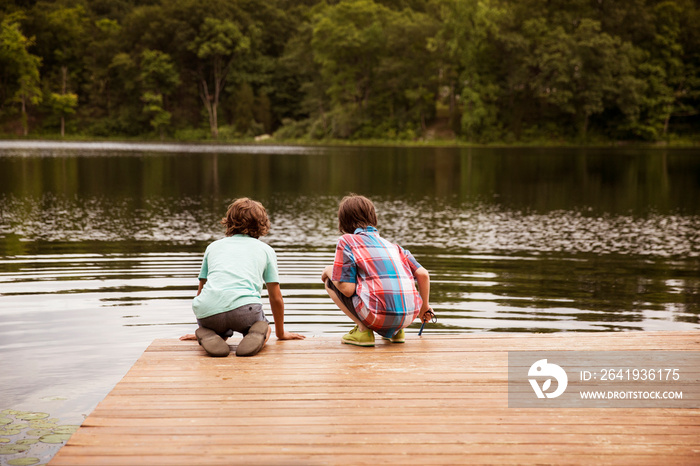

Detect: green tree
190,17,252,139
141,91,171,139
483,2,644,141
254,90,273,134
304,0,442,139
375,6,439,136
0,15,42,136
139,49,180,138
82,18,127,133
48,90,78,137
232,81,255,134
277,7,330,138
34,2,90,136
523,18,632,139
431,0,501,139
311,0,389,137
643,0,696,139
140,49,180,96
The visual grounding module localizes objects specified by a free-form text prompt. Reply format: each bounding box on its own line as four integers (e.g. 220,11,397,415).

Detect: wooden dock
50,331,700,465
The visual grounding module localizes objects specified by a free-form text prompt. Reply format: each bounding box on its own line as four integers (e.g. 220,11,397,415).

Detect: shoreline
1,135,699,150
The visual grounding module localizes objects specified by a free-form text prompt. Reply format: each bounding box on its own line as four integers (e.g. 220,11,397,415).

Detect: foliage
48,92,78,118
139,49,179,138
0,0,698,143
0,13,43,135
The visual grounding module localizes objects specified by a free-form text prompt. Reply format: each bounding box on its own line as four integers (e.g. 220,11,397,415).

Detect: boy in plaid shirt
321,194,432,346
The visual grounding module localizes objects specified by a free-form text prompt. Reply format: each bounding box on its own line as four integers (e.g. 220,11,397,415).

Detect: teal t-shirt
192,234,279,319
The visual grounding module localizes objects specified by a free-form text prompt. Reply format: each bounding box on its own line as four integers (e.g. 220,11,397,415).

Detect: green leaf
26,429,54,437
0,444,30,454
8,458,41,466
15,413,48,421
39,433,72,444
15,439,39,445
53,425,80,434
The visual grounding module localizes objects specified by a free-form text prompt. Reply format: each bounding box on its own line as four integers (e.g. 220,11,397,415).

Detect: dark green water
0,141,699,462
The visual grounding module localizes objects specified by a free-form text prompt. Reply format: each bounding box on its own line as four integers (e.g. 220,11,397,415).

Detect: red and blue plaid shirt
331,226,423,337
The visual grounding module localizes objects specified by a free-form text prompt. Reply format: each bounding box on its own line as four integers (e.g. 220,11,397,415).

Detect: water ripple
379,202,700,258
2,194,697,257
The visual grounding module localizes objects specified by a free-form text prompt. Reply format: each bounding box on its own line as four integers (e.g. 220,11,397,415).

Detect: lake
0,141,699,461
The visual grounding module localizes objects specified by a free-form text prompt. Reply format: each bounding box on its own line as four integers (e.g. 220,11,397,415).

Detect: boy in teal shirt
182,198,304,356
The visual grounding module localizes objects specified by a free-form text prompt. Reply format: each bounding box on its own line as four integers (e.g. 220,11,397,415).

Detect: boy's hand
277,331,305,340
419,306,434,322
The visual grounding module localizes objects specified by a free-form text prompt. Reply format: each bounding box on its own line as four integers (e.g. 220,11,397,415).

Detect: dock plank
50,331,700,465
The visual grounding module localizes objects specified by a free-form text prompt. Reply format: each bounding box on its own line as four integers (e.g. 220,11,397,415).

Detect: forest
1,0,699,144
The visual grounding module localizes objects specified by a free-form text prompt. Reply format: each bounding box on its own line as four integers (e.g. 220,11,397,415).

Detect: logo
528,359,568,398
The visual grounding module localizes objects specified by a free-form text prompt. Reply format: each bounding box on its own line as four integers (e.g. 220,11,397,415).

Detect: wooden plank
63,432,700,447
81,414,700,427
47,453,692,466
59,424,700,435
49,333,700,465
50,442,700,456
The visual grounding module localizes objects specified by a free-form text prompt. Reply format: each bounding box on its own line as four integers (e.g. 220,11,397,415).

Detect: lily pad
26,429,54,437
28,419,56,428
8,458,41,466
27,422,53,430
0,429,23,436
16,439,39,445
53,425,80,434
0,418,12,426
1,410,18,416
15,413,48,421
39,396,67,401
39,433,72,444
0,438,10,443
0,444,30,454
6,423,29,430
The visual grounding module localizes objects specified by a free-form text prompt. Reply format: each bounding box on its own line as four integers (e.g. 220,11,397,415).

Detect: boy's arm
414,267,431,319
267,282,305,340
196,279,207,296
180,278,208,340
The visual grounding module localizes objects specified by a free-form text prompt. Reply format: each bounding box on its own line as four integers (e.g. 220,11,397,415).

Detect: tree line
1,0,698,143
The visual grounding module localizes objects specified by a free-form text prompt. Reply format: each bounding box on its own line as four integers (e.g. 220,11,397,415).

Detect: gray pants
197,303,268,340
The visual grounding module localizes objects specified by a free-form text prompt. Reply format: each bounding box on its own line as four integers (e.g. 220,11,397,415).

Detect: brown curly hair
221,198,271,238
337,194,378,234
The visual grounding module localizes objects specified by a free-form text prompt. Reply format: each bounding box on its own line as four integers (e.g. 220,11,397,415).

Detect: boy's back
334,227,422,317
193,235,278,320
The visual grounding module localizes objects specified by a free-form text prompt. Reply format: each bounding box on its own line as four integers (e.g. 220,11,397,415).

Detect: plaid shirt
332,226,423,337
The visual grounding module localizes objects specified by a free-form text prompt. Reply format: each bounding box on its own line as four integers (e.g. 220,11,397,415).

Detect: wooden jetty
50,331,700,465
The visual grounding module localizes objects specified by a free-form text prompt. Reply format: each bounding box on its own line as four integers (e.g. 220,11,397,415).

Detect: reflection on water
0,143,699,463
2,195,698,256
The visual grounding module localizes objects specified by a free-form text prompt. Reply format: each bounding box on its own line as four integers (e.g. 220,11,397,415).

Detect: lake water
0,141,699,462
